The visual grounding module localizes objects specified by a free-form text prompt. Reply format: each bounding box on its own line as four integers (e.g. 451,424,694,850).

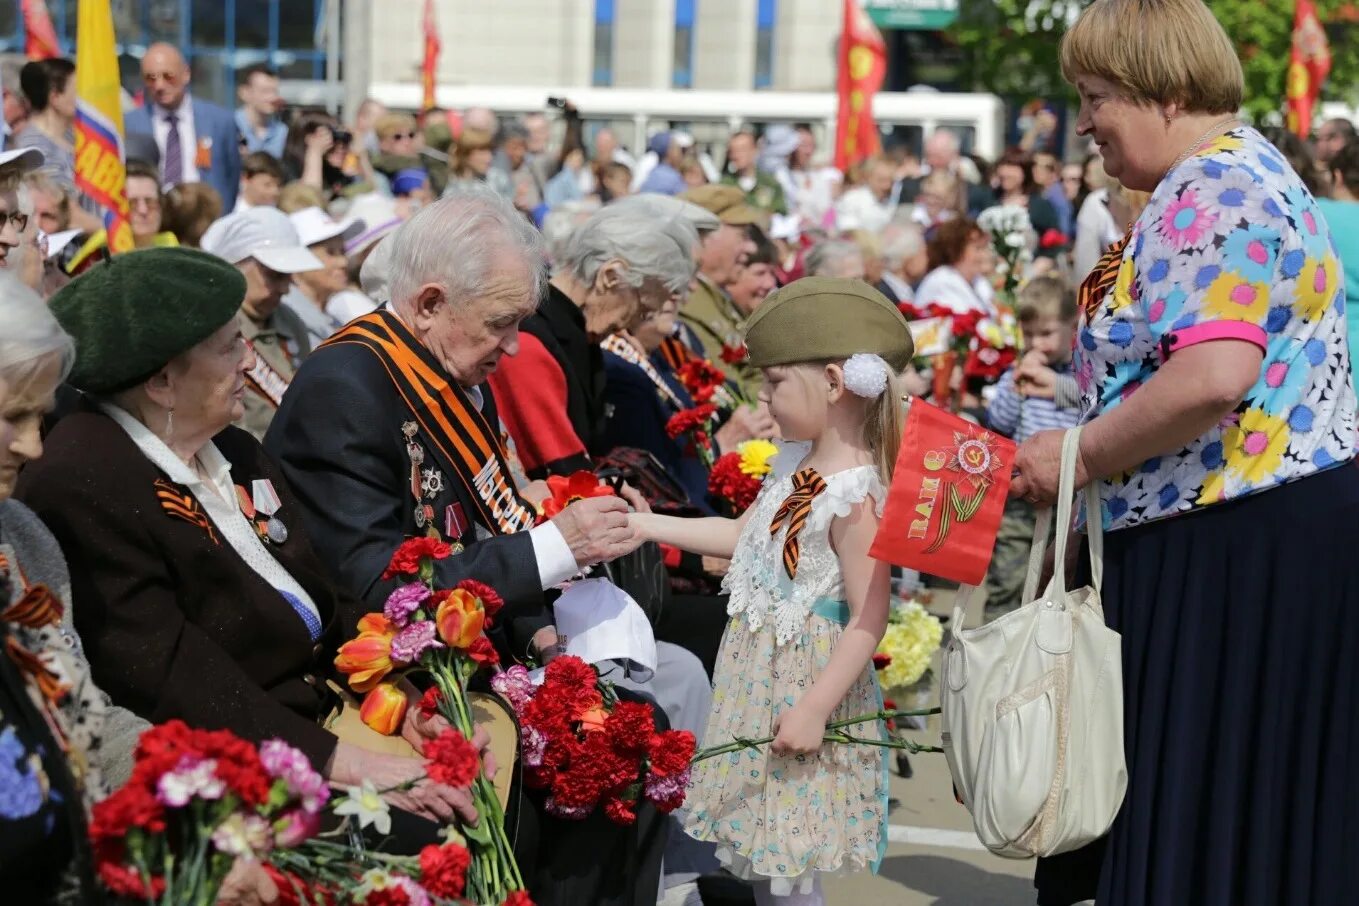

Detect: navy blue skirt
1035,463,1359,906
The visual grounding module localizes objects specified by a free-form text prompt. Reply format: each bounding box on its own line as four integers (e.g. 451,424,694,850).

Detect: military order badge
871,401,1016,585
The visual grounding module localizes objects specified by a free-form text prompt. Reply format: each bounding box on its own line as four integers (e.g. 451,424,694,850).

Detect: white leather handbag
940,427,1127,859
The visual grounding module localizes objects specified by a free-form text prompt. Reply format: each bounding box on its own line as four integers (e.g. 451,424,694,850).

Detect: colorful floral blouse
1075,127,1357,531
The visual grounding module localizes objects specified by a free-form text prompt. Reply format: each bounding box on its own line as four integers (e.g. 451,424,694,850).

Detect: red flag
833,0,887,172
421,0,441,112
870,401,1016,586
22,0,61,60
1286,0,1331,138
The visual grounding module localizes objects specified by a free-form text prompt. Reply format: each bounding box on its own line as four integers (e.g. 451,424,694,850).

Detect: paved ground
821,588,1038,906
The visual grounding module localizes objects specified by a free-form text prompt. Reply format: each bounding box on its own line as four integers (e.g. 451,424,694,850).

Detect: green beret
50,247,247,395
743,276,915,372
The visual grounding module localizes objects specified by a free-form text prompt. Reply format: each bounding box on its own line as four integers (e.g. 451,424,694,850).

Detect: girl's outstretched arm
771,499,891,756
630,506,755,561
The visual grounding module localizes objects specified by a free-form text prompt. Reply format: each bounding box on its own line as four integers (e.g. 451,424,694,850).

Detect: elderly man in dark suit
125,43,241,210
265,183,670,906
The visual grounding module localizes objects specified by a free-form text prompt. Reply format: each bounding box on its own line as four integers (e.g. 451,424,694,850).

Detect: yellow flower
1202,272,1270,325
1108,255,1136,313
1198,134,1244,156
1221,408,1289,485
1292,254,1339,322
737,439,779,478
875,601,944,692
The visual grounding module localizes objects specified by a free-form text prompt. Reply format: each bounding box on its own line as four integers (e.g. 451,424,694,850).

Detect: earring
165,407,175,444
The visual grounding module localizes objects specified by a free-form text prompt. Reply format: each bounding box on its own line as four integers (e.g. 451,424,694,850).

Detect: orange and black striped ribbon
154,479,221,546
320,311,536,535
658,336,698,372
769,468,827,580
1078,229,1131,324
1,583,62,629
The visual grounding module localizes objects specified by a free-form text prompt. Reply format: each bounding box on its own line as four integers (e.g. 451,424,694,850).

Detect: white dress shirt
152,95,201,185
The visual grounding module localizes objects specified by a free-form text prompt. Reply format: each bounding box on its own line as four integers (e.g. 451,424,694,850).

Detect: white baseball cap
0,147,44,177
342,193,403,257
200,207,323,274
289,206,366,249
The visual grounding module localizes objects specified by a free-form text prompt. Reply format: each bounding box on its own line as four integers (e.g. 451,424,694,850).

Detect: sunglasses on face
388,132,416,141
1,210,29,233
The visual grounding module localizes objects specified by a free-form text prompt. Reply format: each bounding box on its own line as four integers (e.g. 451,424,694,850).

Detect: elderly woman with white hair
804,238,866,281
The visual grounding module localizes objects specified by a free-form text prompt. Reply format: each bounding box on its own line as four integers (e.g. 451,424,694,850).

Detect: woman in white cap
283,206,366,346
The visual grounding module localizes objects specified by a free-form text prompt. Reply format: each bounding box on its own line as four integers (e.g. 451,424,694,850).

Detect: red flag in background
1286,0,1331,138
871,401,1016,586
22,0,61,60
421,0,441,112
833,0,887,172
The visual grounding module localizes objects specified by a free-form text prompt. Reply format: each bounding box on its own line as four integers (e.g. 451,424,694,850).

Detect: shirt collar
99,401,230,492
155,94,192,121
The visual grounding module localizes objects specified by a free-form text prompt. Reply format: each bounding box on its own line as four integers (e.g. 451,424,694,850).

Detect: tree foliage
949,0,1359,121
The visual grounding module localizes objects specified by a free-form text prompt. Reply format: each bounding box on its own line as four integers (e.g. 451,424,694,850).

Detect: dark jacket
15,406,343,770
264,338,552,660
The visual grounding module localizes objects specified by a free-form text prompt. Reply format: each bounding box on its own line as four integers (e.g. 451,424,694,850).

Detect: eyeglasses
0,210,29,233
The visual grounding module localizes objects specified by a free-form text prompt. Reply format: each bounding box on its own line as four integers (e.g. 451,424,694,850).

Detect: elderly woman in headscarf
15,248,493,847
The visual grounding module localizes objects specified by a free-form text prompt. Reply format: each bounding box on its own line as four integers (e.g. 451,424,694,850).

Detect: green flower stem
692,707,944,763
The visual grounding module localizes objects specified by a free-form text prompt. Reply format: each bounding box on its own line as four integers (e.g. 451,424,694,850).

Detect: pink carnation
390,620,444,665
490,664,535,715
384,583,432,628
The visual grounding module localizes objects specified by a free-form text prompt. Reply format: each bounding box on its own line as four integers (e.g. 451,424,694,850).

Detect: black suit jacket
15,407,343,769
264,340,553,659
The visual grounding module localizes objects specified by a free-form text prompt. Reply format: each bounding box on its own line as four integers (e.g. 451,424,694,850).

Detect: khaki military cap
679,184,764,226
743,276,915,371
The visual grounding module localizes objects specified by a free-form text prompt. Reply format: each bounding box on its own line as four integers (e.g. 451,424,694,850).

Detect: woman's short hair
995,148,1037,196
1060,0,1243,115
561,204,697,296
0,271,75,392
926,217,985,271
1329,142,1359,197
18,58,74,112
451,128,494,176
744,224,777,267
283,111,340,169
804,239,863,278
163,183,225,248
243,151,285,181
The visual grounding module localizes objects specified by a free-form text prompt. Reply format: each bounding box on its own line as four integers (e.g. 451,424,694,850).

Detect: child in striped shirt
983,275,1081,620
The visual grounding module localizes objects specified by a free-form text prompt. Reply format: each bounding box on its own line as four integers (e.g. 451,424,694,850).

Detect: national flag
1286,0,1332,138
422,0,441,112
74,0,134,254
833,0,887,172
22,0,62,60
870,401,1016,586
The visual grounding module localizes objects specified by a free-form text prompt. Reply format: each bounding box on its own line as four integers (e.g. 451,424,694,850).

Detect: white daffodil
331,780,392,835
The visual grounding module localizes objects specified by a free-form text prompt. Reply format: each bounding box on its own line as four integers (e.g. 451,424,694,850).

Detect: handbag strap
1018,427,1105,606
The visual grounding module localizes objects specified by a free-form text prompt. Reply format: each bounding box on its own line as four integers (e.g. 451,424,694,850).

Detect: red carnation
419,842,472,899
883,698,897,711
417,686,442,721
468,635,500,668
707,452,762,511
501,891,536,906
362,890,412,906
456,578,505,622
873,653,892,671
382,537,454,580
424,729,481,788
1040,227,1069,249
606,700,655,756
665,404,718,440
647,729,697,777
604,794,638,825
264,865,338,906
98,862,166,899
963,343,1016,383
719,342,747,365
676,359,728,403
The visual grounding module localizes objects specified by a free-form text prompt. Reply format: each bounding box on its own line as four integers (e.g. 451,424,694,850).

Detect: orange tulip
579,707,609,734
359,681,408,735
434,588,486,650
335,614,399,693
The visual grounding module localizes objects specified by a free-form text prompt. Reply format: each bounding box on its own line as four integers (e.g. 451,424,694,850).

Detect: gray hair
499,122,530,144
805,239,864,278
387,182,546,310
880,222,925,269
609,193,720,234
0,271,74,390
541,201,598,267
561,204,697,295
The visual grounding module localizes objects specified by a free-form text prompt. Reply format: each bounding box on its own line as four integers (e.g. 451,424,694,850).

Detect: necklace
1167,116,1240,174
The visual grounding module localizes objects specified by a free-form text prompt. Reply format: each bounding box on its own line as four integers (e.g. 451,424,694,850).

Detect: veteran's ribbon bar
871,400,1016,585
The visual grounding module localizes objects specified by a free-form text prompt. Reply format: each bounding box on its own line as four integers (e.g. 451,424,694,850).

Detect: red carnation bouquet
90,722,332,904
492,657,696,825
334,534,524,905
666,403,719,467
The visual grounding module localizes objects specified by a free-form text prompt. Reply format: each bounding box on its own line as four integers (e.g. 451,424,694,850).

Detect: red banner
22,0,61,60
870,401,1016,586
422,0,441,112
1286,0,1331,138
833,0,886,172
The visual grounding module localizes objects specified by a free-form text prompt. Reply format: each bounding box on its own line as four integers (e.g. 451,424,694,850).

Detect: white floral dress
684,444,890,895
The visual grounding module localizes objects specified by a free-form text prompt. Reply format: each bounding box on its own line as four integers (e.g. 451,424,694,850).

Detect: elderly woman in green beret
15,247,491,842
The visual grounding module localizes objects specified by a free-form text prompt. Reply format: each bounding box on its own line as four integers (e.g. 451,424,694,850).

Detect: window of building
673,0,695,89
754,0,775,89
593,0,615,87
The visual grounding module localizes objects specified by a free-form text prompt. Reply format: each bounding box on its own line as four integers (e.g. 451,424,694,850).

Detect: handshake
540,483,654,569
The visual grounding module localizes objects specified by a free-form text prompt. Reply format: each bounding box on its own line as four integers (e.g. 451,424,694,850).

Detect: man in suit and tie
125,43,241,210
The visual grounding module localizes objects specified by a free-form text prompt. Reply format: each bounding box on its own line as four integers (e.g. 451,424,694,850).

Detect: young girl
632,277,915,904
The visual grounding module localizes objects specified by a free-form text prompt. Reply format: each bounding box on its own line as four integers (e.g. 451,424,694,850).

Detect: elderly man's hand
552,496,643,567
217,860,279,905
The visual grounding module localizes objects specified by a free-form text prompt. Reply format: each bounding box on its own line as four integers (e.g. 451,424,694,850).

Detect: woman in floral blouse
1011,2,1359,905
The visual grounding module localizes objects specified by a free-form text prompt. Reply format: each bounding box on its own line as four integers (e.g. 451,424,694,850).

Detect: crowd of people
1,0,1358,903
